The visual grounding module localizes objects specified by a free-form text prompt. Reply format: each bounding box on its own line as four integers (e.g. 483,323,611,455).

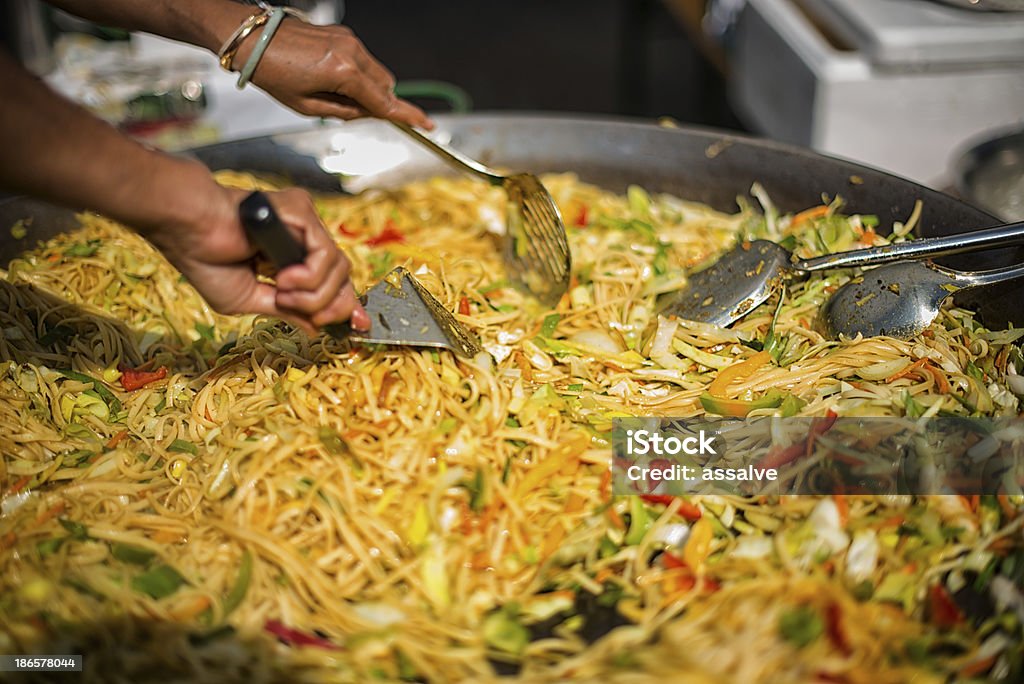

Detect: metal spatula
239,191,483,357
393,122,571,306
662,219,1024,326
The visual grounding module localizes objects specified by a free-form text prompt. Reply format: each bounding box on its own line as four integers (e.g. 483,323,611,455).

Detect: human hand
236,20,433,129
146,176,368,336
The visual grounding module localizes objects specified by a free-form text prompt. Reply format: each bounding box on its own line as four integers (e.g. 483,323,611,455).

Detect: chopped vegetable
364,221,405,247
540,313,561,338
778,605,824,647
58,518,89,541
118,365,168,391
264,619,343,651
707,351,772,398
132,564,186,599
111,543,156,565
482,607,530,655
168,439,198,455
222,550,253,617
59,369,122,416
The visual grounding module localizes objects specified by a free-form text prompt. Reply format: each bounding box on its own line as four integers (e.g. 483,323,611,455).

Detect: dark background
342,0,743,129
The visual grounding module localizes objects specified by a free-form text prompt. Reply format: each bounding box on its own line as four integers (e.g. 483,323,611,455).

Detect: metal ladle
823,260,1024,339
662,219,1024,326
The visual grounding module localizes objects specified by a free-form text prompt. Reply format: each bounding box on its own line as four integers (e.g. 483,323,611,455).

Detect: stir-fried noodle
0,172,1021,682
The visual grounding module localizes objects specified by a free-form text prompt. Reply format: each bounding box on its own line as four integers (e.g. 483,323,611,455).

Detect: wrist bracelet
237,7,287,89
218,9,271,72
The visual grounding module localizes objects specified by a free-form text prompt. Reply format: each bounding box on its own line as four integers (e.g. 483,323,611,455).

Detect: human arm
0,51,368,334
44,0,433,127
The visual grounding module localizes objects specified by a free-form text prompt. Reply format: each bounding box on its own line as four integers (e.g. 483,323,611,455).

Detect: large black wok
1,113,1017,327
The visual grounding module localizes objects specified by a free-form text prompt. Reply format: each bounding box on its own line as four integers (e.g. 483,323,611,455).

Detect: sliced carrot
606,506,626,530
959,655,997,679
791,205,830,228
8,475,31,495
170,595,212,621
997,494,1018,520
886,358,928,383
877,514,905,528
707,350,772,398
0,532,17,550
33,501,66,527
833,495,849,528
106,429,129,450
924,363,950,394
151,529,184,545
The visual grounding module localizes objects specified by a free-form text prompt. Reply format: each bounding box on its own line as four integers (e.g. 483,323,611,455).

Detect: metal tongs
393,122,571,306
662,219,1024,326
239,192,483,357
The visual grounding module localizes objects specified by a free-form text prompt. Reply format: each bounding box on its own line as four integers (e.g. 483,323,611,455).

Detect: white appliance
730,0,1024,188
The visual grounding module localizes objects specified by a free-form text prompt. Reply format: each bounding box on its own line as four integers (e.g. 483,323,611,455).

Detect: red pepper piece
118,365,168,391
574,205,589,227
639,494,703,521
929,584,964,628
264,620,344,651
364,220,405,247
824,601,851,655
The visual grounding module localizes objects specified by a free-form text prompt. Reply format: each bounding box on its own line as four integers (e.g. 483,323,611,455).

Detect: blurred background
2,0,1023,216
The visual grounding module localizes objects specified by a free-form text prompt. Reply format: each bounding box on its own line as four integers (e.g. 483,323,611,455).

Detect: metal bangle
236,7,287,89
217,9,271,72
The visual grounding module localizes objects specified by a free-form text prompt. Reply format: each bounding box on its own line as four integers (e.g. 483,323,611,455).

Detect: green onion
566,383,584,392
132,564,186,599
222,550,253,617
36,538,65,556
540,313,561,338
318,427,348,455
111,543,156,565
58,518,89,541
168,439,197,455
194,322,216,341
778,605,823,647
627,185,651,219
63,240,100,257
625,498,652,545
482,607,529,655
59,370,122,416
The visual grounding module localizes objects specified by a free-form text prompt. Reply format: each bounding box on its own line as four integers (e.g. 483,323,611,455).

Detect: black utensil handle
238,191,306,269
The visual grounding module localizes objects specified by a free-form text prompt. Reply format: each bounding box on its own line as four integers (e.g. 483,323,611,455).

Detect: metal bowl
955,126,1024,223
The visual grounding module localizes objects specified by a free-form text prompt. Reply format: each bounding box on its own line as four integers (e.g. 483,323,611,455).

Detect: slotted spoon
393,122,571,306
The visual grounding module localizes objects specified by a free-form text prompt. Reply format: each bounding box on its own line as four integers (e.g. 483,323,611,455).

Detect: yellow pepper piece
683,518,714,569
707,350,771,398
407,502,430,546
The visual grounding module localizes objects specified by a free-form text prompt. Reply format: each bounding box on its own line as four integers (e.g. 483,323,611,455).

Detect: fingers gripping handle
239,191,306,269
238,191,355,337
